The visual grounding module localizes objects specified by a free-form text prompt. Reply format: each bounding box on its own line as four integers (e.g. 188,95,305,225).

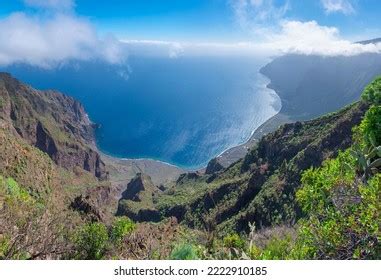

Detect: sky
1,0,381,67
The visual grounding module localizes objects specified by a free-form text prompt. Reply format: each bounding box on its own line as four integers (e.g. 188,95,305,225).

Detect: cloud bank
0,2,125,68
263,20,381,56
229,0,381,57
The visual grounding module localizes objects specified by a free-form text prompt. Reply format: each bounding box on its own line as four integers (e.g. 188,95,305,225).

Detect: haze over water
3,55,280,169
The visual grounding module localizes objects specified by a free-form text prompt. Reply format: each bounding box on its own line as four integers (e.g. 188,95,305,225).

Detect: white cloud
24,0,74,11
321,0,355,15
0,11,125,67
262,20,381,56
230,0,381,57
122,34,381,59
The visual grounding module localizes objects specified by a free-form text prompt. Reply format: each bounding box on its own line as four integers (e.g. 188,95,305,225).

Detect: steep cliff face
117,173,162,222
157,102,368,234
0,72,107,180
260,53,381,120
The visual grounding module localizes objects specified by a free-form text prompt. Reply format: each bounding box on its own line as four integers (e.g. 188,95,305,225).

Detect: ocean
3,55,280,169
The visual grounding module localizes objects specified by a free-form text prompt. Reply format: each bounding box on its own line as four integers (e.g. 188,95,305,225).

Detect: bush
250,236,293,260
169,244,199,260
74,222,109,260
359,105,381,147
4,177,30,202
223,234,245,250
362,76,381,105
291,154,381,259
110,217,135,244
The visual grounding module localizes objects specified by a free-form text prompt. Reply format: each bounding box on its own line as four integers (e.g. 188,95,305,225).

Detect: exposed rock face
35,121,59,161
0,72,107,180
120,173,151,202
176,172,200,183
71,185,120,222
117,173,162,222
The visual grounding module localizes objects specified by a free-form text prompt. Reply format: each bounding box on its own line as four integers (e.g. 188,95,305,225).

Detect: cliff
117,173,162,222
0,72,107,180
260,53,381,120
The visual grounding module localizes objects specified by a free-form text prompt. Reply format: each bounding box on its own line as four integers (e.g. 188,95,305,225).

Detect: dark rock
117,173,162,222
71,185,113,222
176,172,200,184
205,158,224,174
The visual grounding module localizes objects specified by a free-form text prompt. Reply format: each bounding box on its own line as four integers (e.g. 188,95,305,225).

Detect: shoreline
95,71,291,180
92,67,292,182
213,112,293,167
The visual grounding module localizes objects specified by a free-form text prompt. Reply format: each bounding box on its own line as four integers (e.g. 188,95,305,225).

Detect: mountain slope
157,101,368,234
0,72,107,180
260,53,381,120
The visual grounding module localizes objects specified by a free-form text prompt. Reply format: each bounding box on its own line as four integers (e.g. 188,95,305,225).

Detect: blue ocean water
3,56,280,169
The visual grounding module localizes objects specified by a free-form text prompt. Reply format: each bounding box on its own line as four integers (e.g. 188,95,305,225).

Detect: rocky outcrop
35,121,59,161
0,72,107,180
117,173,162,222
205,158,224,174
71,186,113,222
176,172,200,183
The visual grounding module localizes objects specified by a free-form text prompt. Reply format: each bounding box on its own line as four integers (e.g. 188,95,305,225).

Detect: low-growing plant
223,233,245,249
110,217,136,245
73,222,109,260
169,244,199,260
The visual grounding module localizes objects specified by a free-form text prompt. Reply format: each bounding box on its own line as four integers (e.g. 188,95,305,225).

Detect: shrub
5,177,30,201
359,105,381,148
291,154,381,259
250,236,293,260
74,222,109,260
223,233,245,249
362,76,381,105
169,244,199,260
110,217,135,244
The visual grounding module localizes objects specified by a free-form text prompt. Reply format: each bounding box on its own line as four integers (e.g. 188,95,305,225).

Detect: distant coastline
98,69,288,177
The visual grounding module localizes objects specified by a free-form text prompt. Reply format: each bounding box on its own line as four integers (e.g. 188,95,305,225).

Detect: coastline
93,70,290,182
214,112,293,168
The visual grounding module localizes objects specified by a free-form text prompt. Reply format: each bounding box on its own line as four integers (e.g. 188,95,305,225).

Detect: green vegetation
223,233,245,250
0,175,70,259
362,76,381,105
1,74,380,260
169,244,199,260
110,217,136,244
162,77,381,260
250,236,293,260
73,222,109,260
288,77,381,259
74,218,138,259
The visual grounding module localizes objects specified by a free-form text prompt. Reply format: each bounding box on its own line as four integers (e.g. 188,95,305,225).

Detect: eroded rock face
36,121,59,161
0,72,108,180
120,173,151,202
205,158,224,174
117,173,162,222
71,185,115,222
